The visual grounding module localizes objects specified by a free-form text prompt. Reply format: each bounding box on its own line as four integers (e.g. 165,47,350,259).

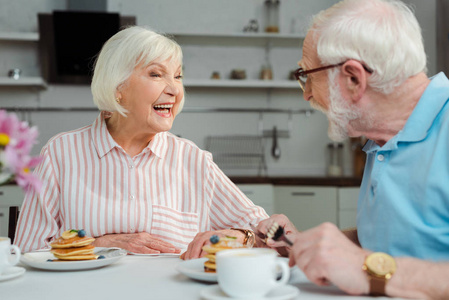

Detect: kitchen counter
230,176,362,187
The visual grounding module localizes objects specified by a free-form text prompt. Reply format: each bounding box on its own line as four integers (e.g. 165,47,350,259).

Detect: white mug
216,248,290,298
0,237,21,274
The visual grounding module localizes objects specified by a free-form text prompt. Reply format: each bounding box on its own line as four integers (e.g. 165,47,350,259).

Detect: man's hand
255,214,299,256
93,232,181,254
289,222,370,295
181,229,245,260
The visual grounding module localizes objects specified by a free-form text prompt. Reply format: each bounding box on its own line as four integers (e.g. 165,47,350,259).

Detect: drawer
0,185,24,207
338,187,359,210
274,186,337,231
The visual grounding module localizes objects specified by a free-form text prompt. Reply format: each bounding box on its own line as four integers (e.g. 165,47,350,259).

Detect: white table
2,255,402,300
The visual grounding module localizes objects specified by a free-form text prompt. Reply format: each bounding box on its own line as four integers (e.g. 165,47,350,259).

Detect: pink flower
0,109,42,193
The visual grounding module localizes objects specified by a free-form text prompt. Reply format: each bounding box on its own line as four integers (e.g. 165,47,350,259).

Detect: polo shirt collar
364,72,449,152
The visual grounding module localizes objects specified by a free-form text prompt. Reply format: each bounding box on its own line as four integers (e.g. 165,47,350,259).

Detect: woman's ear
340,60,368,103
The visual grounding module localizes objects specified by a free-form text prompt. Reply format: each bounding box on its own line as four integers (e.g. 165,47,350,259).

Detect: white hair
91,26,184,116
310,0,427,94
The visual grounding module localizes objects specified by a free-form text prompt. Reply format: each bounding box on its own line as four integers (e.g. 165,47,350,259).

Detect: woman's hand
180,229,245,260
93,232,181,254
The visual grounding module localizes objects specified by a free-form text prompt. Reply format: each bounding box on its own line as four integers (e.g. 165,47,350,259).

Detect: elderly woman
14,26,268,256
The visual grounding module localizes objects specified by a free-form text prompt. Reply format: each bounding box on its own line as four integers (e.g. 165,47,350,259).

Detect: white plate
176,257,217,282
200,284,300,300
20,247,127,271
0,266,26,281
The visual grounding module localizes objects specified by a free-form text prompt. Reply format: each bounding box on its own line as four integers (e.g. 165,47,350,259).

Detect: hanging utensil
271,126,281,159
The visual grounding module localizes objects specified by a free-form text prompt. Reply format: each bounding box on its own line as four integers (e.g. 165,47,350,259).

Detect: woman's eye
150,73,162,78
175,75,183,80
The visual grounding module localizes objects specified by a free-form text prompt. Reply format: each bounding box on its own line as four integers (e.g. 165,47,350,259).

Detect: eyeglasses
294,61,373,92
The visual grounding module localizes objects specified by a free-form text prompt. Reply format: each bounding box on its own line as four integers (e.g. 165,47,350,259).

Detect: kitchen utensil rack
205,135,267,176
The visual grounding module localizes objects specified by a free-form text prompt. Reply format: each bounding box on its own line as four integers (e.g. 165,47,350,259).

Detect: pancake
51,245,95,257
50,236,95,249
52,253,99,261
50,229,99,261
202,236,243,273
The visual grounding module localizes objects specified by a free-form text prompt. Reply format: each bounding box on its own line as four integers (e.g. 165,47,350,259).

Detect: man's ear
340,60,368,103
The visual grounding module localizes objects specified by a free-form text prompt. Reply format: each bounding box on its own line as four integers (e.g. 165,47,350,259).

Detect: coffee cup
216,248,290,298
0,237,21,275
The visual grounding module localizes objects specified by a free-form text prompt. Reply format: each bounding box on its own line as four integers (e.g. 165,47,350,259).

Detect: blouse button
377,154,385,162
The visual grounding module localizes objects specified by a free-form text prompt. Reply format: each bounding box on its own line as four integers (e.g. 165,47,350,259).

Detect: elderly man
257,0,449,299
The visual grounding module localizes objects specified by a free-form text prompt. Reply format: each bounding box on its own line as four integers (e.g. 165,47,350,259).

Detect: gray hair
91,26,184,116
310,0,427,94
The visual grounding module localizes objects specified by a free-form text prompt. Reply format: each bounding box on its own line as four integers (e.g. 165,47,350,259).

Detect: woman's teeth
154,104,173,113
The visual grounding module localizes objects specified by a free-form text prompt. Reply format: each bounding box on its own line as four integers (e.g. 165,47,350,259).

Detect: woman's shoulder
44,124,92,149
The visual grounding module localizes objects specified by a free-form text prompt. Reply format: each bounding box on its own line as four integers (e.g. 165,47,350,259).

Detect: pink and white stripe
14,113,268,252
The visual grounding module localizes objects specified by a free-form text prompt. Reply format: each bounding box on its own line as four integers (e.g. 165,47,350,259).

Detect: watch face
366,252,396,276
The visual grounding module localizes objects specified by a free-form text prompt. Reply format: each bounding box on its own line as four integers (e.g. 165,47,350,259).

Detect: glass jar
264,0,280,33
327,142,343,177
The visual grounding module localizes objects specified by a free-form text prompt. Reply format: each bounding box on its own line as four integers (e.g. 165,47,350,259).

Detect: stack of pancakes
201,237,243,273
50,230,97,261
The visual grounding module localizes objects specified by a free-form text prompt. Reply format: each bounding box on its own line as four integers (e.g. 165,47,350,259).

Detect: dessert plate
176,257,217,282
20,247,127,271
0,266,26,281
200,284,300,300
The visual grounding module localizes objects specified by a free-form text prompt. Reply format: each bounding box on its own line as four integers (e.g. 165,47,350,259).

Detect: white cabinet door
237,184,274,215
274,186,337,231
337,187,359,230
0,185,24,237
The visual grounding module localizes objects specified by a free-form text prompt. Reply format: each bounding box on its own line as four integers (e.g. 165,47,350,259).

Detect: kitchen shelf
169,32,305,40
0,77,47,88
183,79,300,89
0,32,39,41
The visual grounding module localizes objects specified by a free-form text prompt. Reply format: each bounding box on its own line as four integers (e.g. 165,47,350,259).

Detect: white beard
324,69,364,142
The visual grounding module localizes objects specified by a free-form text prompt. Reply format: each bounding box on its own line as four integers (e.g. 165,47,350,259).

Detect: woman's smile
153,103,174,117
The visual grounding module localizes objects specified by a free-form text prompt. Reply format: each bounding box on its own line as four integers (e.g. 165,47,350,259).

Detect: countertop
230,176,362,187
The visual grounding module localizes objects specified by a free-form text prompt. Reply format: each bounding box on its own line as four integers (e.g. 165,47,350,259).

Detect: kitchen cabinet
0,185,24,237
274,186,338,231
237,184,274,215
337,187,359,230
0,32,46,89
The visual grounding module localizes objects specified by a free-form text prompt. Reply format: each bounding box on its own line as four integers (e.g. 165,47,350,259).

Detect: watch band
230,228,255,247
368,275,387,296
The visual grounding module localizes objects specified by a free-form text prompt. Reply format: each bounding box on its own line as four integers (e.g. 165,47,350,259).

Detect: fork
266,222,293,246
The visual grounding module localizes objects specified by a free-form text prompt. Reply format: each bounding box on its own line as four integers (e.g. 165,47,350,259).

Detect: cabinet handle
291,192,315,196
0,213,3,217
0,191,3,196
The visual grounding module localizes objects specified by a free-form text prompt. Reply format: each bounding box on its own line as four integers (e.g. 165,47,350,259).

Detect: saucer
0,266,26,282
200,284,300,300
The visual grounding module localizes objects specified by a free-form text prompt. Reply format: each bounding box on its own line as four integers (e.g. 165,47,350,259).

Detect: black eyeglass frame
294,61,373,92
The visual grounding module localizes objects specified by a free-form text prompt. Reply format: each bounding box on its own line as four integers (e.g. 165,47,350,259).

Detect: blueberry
98,255,105,259
78,229,86,237
210,235,220,244
47,259,54,262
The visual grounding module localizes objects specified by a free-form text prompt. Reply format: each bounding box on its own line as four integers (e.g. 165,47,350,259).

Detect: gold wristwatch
230,228,255,247
362,252,396,296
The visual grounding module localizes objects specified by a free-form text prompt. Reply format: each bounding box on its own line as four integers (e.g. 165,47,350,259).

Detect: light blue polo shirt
357,72,449,261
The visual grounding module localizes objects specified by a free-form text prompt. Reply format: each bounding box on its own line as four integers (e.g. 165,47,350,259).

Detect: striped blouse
14,113,268,252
